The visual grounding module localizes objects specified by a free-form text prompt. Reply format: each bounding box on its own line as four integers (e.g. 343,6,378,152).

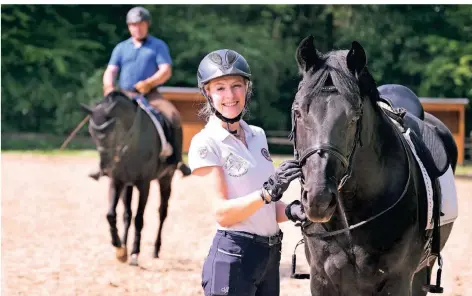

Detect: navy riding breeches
201,230,282,296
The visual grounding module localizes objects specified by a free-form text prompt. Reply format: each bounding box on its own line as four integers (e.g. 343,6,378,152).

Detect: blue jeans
201,230,282,296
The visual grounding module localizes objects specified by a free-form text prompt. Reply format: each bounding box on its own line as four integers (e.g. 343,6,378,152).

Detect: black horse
291,36,456,295
81,91,190,265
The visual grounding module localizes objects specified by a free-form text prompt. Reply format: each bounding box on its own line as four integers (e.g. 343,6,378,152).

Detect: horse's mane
106,90,128,101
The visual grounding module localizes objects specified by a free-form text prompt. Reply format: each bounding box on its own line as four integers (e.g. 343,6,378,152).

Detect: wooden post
159,87,206,153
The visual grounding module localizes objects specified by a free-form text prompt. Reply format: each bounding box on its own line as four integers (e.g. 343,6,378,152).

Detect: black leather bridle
289,89,412,239
289,90,363,191
89,102,137,172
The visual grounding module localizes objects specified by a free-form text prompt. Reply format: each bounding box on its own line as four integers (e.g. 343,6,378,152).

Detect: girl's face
205,75,247,119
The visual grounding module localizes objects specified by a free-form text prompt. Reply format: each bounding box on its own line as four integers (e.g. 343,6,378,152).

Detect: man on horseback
90,6,181,179
102,7,171,100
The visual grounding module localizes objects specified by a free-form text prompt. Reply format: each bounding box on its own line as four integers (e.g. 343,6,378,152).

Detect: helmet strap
200,88,245,132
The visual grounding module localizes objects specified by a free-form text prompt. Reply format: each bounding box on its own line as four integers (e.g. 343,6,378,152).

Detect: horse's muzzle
302,184,337,222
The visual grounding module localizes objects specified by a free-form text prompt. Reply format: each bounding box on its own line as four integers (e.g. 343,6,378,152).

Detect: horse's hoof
115,246,127,263
129,254,139,266
153,250,159,258
88,171,101,181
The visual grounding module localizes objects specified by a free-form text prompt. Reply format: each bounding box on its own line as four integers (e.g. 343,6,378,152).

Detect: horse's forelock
298,49,370,108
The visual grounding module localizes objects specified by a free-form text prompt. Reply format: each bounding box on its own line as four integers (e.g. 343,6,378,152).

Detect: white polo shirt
188,116,279,237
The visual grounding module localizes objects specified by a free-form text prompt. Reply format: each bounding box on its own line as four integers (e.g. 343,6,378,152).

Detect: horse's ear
296,35,322,72
80,103,94,114
347,41,367,76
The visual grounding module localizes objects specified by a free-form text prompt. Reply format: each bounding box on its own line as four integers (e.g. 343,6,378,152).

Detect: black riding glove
285,200,307,223
262,160,302,202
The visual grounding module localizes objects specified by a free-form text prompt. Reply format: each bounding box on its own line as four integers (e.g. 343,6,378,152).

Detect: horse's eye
294,109,302,119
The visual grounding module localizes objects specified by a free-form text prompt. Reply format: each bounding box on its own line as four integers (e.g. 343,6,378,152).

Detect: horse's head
292,36,377,222
80,91,137,170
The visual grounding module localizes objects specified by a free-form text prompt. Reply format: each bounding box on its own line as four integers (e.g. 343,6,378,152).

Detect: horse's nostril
329,192,337,208
302,190,308,201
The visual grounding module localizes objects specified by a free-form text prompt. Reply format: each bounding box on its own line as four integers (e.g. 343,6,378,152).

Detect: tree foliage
1,5,470,135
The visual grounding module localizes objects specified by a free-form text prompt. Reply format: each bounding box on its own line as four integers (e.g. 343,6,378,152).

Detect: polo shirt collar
206,115,254,142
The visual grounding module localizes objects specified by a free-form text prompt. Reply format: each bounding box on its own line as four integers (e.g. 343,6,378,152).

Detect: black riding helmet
126,7,152,24
197,49,251,124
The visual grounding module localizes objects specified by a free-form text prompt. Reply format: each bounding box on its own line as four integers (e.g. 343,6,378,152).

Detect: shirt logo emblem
198,146,208,159
261,148,272,162
223,153,248,177
221,286,229,294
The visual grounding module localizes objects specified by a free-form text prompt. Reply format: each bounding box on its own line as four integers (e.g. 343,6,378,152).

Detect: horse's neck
348,102,409,204
113,96,160,152
114,97,138,128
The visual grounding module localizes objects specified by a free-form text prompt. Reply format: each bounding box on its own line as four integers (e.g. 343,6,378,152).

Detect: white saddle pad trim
403,129,458,230
403,129,434,229
437,165,458,226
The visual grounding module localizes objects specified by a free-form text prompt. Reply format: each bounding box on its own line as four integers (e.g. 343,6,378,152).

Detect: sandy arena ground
2,153,471,295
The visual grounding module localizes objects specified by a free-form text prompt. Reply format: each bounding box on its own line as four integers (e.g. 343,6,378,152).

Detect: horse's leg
376,274,414,296
118,185,133,263
129,180,150,266
106,179,126,262
309,271,340,296
411,268,428,296
154,173,173,258
411,223,454,295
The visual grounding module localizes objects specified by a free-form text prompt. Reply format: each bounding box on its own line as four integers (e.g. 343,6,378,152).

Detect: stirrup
291,238,310,280
422,256,444,293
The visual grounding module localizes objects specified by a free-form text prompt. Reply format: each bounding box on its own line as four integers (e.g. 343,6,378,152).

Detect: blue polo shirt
108,35,172,90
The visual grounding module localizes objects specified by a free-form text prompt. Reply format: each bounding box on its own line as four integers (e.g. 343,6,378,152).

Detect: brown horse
81,91,190,265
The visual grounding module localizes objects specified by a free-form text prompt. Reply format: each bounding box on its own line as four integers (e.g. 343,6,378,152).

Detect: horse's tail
177,162,191,176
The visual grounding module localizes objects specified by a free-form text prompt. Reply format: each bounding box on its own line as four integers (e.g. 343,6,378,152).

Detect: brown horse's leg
411,268,428,296
117,185,133,262
129,180,150,266
154,173,173,258
106,179,127,262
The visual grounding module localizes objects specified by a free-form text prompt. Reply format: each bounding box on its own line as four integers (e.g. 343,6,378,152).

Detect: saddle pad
436,165,458,227
134,96,173,158
403,129,458,229
403,112,449,176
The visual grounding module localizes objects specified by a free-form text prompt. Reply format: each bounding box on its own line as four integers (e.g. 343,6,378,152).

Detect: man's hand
134,80,153,95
